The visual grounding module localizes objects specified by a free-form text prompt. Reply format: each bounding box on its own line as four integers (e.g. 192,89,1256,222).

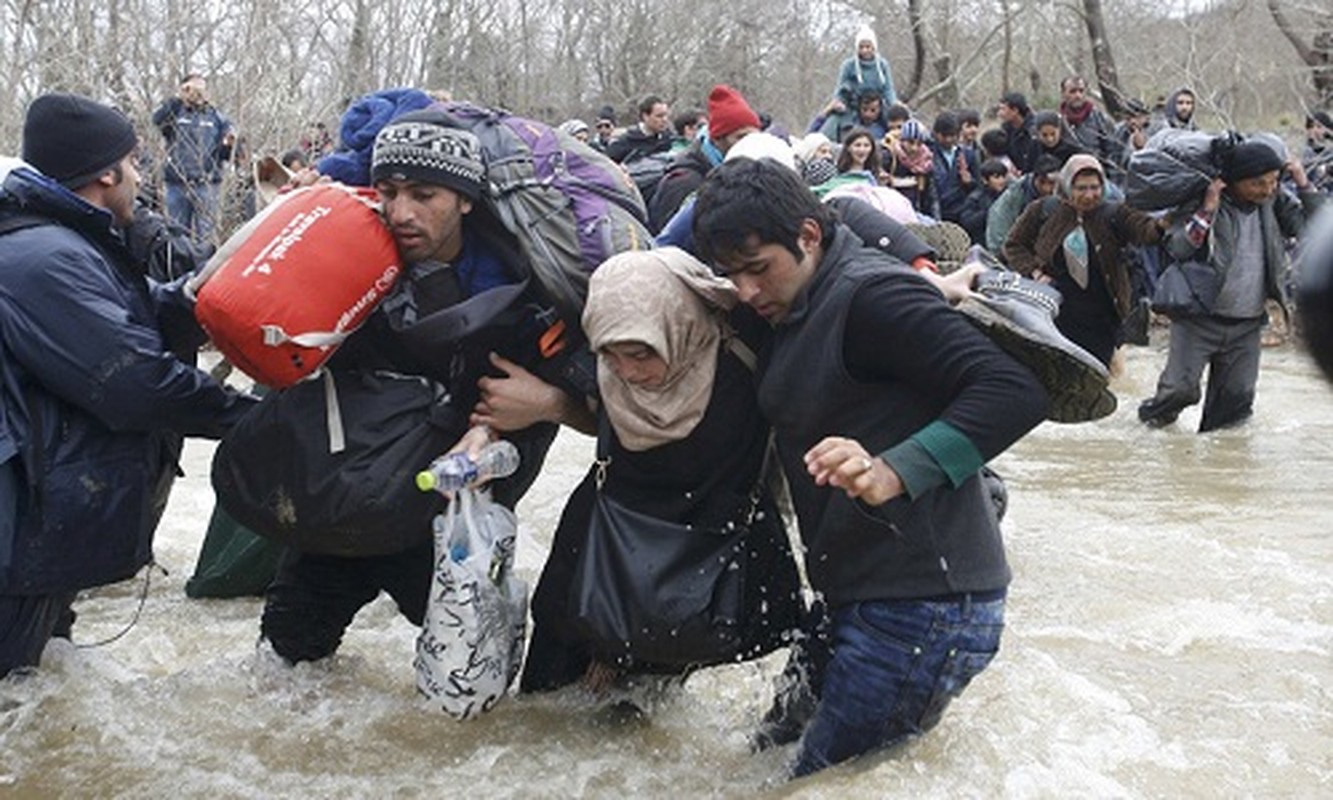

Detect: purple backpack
433,101,651,327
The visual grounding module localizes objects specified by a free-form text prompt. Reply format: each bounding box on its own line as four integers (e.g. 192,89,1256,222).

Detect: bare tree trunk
343,0,370,102
933,53,959,108
1002,0,1013,93
1081,0,1125,115
902,0,926,103
1267,0,1333,106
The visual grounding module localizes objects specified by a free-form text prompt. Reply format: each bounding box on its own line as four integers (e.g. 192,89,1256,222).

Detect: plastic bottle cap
415,471,437,492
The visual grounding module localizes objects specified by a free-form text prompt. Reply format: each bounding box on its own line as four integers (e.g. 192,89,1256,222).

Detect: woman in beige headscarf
521,247,802,695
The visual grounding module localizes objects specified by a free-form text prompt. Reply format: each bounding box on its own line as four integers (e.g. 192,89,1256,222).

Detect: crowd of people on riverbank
2,22,1330,783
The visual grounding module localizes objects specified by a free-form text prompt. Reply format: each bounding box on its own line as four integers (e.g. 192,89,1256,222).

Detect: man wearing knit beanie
646,84,761,233
0,93,256,677
1139,139,1321,432
259,107,586,666
368,109,486,265
707,85,762,153
23,93,138,191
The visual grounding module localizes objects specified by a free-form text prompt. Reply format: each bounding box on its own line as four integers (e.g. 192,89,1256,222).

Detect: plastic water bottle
416,440,521,494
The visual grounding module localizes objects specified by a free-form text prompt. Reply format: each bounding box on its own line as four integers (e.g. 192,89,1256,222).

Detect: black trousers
260,540,433,664
1,592,77,678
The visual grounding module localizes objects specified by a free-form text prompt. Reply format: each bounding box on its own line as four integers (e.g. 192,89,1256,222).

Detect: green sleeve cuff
881,420,985,499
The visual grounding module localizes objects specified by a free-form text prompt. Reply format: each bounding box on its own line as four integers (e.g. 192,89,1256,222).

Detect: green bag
184,505,283,598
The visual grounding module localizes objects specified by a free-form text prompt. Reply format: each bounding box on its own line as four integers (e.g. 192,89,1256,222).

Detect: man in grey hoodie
1148,87,1198,136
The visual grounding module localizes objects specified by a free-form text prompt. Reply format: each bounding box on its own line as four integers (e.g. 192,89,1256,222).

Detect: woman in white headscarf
521,247,803,694
834,25,897,109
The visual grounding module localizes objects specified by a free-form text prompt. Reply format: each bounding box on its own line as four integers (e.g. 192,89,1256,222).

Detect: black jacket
647,145,713,234
757,227,1047,605
604,126,673,164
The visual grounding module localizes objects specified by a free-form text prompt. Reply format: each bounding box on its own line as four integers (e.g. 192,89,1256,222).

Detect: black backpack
212,369,459,557
623,151,676,203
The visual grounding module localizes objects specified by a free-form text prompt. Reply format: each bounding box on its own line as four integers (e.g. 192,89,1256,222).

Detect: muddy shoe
1137,396,1181,428
906,221,972,274
957,269,1117,423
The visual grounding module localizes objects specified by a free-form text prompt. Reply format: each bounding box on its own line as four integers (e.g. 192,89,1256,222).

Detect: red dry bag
192,184,402,388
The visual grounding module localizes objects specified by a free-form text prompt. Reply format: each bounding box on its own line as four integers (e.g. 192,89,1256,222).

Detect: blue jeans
792,593,1005,777
164,181,219,246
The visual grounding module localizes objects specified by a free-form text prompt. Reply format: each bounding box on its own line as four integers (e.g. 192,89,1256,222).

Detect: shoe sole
957,298,1118,423
907,222,972,274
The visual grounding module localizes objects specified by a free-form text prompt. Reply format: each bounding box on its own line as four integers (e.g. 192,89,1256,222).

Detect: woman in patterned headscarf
1003,154,1164,366
521,247,802,695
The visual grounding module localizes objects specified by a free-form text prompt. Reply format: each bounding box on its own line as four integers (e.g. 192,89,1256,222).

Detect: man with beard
259,110,589,663
1,94,254,676
1059,76,1122,179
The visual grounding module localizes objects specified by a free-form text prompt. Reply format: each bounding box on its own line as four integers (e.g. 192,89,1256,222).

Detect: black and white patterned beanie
371,109,485,200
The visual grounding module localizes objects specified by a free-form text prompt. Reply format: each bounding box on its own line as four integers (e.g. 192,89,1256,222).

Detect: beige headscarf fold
583,247,738,451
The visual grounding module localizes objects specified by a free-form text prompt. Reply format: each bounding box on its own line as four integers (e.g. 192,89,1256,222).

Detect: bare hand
446,423,495,462
472,352,566,432
804,436,904,506
288,166,327,188
1031,268,1053,285
1202,177,1226,212
1286,157,1310,190
927,263,984,304
826,99,846,115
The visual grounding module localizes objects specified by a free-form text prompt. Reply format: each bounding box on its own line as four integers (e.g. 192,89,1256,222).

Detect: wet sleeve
3,242,255,439
986,188,1020,254
843,273,1048,499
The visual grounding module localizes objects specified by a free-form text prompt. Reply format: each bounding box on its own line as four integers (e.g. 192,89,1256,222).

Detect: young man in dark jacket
258,110,589,664
151,73,234,245
0,94,256,677
998,91,1036,174
960,158,1011,244
929,112,980,225
693,158,1048,778
604,95,673,164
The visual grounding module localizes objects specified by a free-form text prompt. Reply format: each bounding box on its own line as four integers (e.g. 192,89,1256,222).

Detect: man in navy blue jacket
152,73,234,246
0,94,255,677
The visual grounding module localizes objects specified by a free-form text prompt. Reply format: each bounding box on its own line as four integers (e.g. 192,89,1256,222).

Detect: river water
2,338,1330,798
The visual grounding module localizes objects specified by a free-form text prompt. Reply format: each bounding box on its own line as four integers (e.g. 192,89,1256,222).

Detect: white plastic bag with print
414,487,527,719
